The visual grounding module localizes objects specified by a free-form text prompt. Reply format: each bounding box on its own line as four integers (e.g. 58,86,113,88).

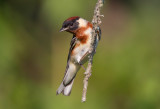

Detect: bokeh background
0,0,160,109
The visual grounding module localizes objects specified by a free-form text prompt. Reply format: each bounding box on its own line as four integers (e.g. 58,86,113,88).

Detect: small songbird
56,16,101,96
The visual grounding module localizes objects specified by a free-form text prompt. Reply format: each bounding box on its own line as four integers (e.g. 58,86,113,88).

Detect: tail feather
56,80,74,96
56,62,80,96
56,82,64,95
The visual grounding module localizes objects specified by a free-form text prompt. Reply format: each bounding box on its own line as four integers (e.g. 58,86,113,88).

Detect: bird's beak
59,27,68,32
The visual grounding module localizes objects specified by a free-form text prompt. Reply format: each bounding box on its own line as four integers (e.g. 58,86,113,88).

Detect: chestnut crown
60,16,80,33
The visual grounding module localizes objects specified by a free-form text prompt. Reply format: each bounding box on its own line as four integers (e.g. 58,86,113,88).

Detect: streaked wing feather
65,35,77,73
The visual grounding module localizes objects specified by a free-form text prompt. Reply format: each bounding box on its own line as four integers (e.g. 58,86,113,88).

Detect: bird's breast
71,36,91,64
71,25,92,64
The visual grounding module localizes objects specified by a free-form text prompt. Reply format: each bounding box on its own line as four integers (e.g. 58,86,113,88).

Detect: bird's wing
67,35,77,62
65,35,77,73
57,35,79,95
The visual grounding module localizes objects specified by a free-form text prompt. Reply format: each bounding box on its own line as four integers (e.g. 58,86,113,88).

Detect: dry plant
82,0,104,102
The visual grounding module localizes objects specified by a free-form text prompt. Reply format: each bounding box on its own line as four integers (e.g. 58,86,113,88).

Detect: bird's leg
79,63,86,71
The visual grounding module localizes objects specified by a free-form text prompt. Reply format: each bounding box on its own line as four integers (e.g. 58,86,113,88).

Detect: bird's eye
70,23,73,27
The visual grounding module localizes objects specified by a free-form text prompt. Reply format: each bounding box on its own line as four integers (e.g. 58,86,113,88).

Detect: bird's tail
56,79,75,96
56,62,80,96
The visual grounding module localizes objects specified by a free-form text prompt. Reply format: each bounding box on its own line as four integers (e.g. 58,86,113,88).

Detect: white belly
73,42,90,64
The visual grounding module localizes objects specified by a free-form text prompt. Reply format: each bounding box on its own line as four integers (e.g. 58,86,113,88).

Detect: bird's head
60,16,89,34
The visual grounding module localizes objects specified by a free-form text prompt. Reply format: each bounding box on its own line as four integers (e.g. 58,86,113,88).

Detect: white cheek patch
78,18,87,27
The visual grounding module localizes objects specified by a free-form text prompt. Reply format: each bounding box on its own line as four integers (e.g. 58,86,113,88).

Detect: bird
56,16,101,96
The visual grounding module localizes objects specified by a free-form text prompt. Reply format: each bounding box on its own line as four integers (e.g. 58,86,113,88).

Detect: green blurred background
0,0,160,109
